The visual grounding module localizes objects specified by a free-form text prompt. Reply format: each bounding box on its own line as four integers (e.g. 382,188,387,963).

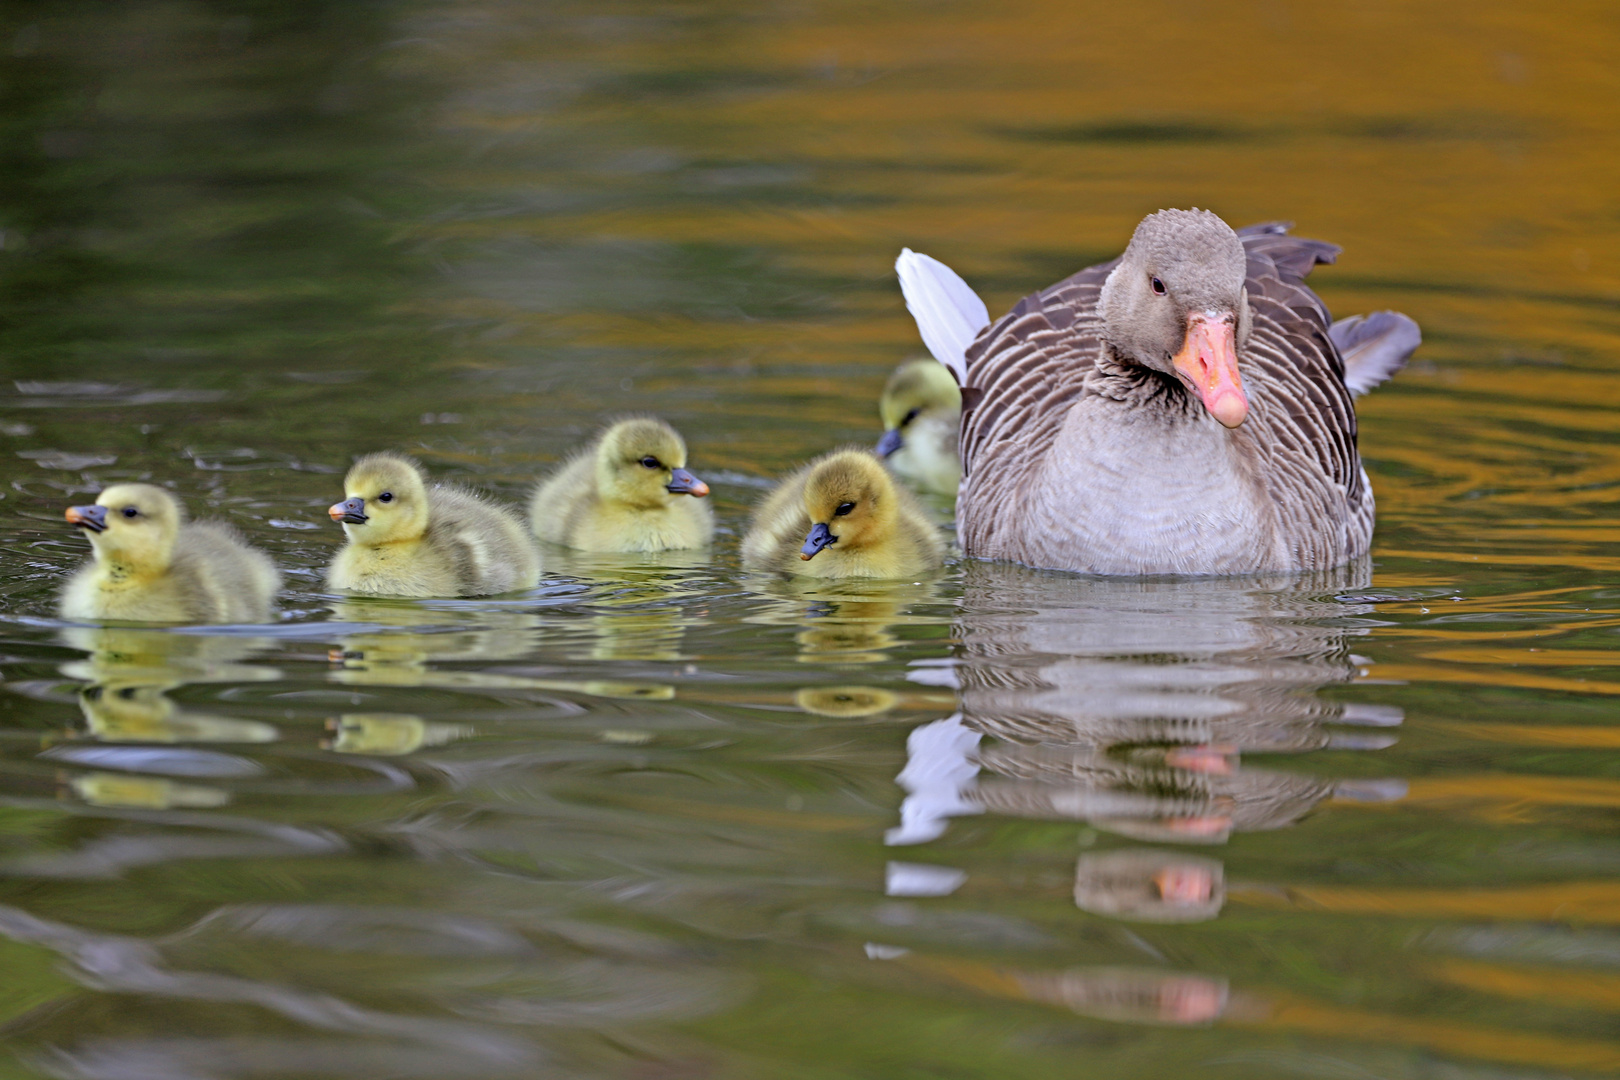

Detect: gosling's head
66,484,185,571
592,418,709,509
798,450,898,561
330,454,430,545
876,359,961,458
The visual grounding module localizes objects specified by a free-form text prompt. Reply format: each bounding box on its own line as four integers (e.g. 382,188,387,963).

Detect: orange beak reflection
1171,313,1247,428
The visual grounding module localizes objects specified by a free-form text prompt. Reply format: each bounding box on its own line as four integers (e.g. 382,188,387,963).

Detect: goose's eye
834,502,855,517
639,456,660,469
377,492,393,503
1150,276,1167,296
121,507,138,519
901,407,920,427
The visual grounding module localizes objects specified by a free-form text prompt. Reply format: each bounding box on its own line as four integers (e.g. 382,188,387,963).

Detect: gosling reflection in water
326,597,672,701
326,713,471,756
69,771,230,810
543,547,713,663
748,580,943,666
61,626,279,744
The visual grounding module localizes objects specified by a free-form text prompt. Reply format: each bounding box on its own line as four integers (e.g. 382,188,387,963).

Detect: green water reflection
2,0,1620,1077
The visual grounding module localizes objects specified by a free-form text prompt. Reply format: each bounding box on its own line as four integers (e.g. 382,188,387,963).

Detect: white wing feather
895,248,990,386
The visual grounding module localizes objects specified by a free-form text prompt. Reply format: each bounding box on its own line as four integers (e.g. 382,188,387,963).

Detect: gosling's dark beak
666,467,710,497
66,505,107,533
876,429,904,458
799,522,837,561
329,497,367,525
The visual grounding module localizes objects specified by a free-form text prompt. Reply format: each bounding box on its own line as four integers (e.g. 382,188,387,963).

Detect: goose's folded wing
1238,226,1362,501
956,260,1115,481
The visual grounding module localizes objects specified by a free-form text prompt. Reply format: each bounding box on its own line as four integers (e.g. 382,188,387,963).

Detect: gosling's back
60,521,280,624
328,484,540,597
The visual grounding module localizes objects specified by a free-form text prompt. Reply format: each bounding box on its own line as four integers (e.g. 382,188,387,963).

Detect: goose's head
330,454,430,544
593,418,709,508
798,451,899,561
67,484,184,572
1097,208,1252,428
876,359,961,458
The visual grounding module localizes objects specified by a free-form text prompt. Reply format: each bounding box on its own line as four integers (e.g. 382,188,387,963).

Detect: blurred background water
1,1,1619,1077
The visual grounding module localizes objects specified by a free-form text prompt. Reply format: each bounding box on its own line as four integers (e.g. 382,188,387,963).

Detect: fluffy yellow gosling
530,417,714,553
326,453,540,597
59,484,279,623
741,449,946,579
876,359,961,496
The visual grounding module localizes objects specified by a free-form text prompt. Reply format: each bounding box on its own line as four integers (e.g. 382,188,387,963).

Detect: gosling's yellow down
59,484,280,623
530,418,714,553
327,453,540,597
876,359,961,497
741,449,946,579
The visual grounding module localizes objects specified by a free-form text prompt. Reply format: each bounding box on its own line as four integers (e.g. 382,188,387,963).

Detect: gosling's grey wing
1329,311,1421,397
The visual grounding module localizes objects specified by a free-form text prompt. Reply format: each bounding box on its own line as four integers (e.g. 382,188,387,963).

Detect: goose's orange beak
1153,864,1217,905
1172,313,1247,428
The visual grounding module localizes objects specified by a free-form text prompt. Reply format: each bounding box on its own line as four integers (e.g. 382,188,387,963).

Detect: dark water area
2,1,1620,1077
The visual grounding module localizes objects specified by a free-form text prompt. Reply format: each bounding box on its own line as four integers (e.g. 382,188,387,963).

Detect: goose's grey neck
1089,342,1204,423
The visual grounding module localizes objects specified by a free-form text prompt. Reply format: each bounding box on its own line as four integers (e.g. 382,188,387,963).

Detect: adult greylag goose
896,209,1420,574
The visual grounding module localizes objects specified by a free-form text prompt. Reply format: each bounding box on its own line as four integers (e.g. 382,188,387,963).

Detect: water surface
3,1,1620,1077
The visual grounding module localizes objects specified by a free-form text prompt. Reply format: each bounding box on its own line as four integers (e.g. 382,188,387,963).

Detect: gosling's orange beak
329,497,367,525
1171,313,1247,428
66,505,108,533
665,467,709,497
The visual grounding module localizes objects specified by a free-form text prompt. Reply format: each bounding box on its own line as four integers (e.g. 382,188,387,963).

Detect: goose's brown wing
957,259,1117,486
1235,225,1363,509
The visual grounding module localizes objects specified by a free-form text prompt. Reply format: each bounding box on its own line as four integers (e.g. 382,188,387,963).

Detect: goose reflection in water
881,948,1620,1073
888,562,1406,877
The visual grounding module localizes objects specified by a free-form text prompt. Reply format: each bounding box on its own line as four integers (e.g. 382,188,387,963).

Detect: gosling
530,417,714,553
876,358,961,497
741,449,946,579
59,484,280,623
327,453,540,597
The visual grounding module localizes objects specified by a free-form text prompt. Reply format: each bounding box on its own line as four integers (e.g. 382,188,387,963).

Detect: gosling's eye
121,506,138,518
1150,276,1167,296
901,407,920,427
377,492,393,503
639,456,661,469
834,502,855,517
